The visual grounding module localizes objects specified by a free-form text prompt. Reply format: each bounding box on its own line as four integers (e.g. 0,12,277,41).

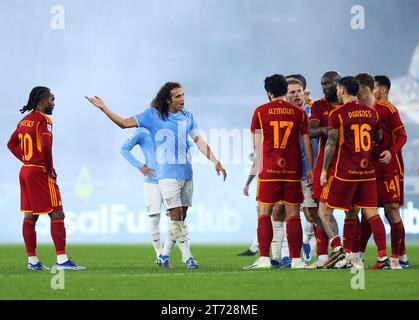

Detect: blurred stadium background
0,0,418,245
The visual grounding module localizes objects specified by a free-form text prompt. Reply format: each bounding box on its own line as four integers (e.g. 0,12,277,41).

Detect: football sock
368,215,387,259
390,221,404,259
330,235,342,250
57,254,69,264
23,219,37,258
162,229,176,257
352,220,361,254
343,218,357,253
314,226,329,256
279,222,289,258
303,221,314,244
257,215,273,257
51,219,66,256
28,256,39,265
286,216,302,259
171,221,192,261
182,224,191,262
359,214,372,253
271,220,282,261
148,214,162,257
399,223,407,258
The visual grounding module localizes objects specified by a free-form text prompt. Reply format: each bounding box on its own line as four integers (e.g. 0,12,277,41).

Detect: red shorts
320,176,377,211
377,175,402,207
312,166,322,201
19,165,63,215
256,180,303,205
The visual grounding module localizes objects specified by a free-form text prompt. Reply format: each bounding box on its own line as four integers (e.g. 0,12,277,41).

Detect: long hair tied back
20,86,50,114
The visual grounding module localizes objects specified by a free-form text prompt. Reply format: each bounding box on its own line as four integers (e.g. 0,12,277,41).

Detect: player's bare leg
244,203,273,269
361,208,392,269
384,203,405,269
49,210,85,270
285,204,305,269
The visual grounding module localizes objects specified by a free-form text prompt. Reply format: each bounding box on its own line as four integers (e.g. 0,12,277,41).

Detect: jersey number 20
18,133,33,161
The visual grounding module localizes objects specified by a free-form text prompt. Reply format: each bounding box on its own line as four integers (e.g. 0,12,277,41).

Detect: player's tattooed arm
308,120,328,138
322,128,339,172
85,96,137,129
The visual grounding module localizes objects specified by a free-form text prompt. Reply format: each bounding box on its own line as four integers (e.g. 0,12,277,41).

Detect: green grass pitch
0,244,418,300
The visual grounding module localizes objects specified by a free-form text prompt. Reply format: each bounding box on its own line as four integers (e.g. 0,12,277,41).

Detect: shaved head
322,71,342,83
321,71,342,102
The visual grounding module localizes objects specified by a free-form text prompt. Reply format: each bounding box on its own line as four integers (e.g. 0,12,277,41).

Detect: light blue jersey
120,127,158,184
301,105,319,180
135,107,199,180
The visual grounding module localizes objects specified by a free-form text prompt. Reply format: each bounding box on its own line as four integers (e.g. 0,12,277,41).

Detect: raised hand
85,96,106,110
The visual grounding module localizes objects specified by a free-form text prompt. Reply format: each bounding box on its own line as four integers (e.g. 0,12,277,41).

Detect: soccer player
355,73,407,269
306,71,342,268
318,76,390,269
286,78,319,262
245,74,313,269
7,87,85,270
85,82,226,269
373,75,409,268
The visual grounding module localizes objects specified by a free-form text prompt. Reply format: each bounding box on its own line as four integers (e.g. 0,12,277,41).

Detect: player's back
251,99,307,181
15,111,52,167
329,101,379,181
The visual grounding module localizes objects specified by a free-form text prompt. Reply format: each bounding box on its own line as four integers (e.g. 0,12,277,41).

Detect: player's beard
45,105,53,115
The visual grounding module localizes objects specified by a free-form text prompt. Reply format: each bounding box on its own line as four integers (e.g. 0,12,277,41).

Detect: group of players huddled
243,72,409,270
7,71,408,271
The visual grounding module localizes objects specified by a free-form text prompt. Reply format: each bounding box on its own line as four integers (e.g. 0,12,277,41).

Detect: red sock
286,216,302,259
390,221,404,259
51,219,66,255
352,220,361,253
22,219,37,257
343,219,357,253
400,224,406,256
330,235,342,250
368,215,387,259
359,215,372,253
314,225,329,256
257,215,272,257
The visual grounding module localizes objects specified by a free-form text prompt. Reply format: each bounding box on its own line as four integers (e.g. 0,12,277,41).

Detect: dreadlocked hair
20,86,51,114
150,82,181,120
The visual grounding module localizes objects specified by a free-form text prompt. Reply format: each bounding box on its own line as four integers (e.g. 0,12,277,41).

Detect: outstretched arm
194,135,227,181
321,128,339,186
85,96,137,129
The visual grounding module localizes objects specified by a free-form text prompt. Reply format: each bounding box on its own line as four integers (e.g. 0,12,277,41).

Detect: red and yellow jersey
328,101,380,181
372,100,406,177
7,111,54,171
308,98,341,171
251,99,307,181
